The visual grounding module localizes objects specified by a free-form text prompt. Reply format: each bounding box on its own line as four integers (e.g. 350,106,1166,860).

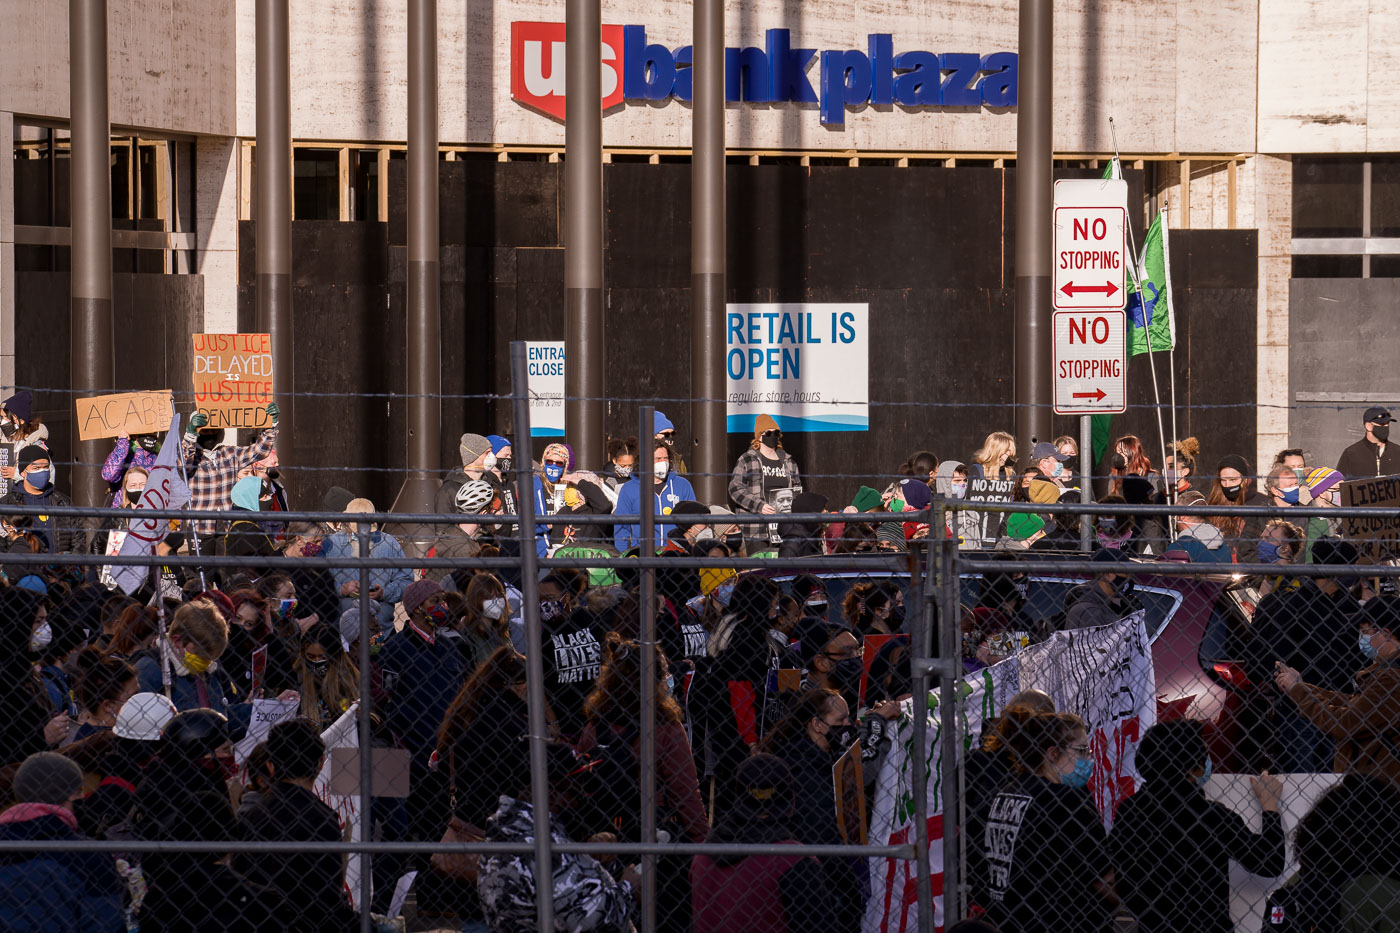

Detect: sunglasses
543,460,567,467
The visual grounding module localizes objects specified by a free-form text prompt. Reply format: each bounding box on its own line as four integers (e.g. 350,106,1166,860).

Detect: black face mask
1374,425,1391,444
832,657,864,693
264,468,280,481
887,603,906,629
306,658,329,680
823,720,859,753
1220,484,1242,502
0,422,17,439
196,431,221,451
761,430,782,448
1111,453,1128,471
136,435,160,453
497,456,513,473
725,532,743,553
125,490,143,506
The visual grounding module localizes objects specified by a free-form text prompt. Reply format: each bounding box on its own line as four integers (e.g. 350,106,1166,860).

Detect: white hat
114,692,178,741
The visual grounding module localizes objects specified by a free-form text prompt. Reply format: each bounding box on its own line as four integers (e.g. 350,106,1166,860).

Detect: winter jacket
576,718,710,843
1245,580,1364,692
321,528,414,627
1337,437,1400,480
0,804,124,933
1286,660,1400,787
934,460,983,548
1,483,78,553
477,796,637,933
1162,521,1233,564
134,646,252,737
1061,582,1138,631
612,473,698,552
728,447,802,514
181,427,278,536
101,435,157,485
377,623,467,764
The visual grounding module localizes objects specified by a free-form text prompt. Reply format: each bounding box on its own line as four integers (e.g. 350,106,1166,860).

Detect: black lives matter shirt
983,772,1113,933
541,609,606,740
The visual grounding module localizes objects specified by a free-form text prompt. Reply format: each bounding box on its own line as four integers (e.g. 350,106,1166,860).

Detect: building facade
1,0,1396,502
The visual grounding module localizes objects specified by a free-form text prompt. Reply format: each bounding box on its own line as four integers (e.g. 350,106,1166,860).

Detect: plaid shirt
727,447,802,513
182,428,278,535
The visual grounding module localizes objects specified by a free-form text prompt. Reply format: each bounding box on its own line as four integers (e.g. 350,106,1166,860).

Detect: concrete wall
234,0,1260,153
0,0,237,137
1290,279,1400,470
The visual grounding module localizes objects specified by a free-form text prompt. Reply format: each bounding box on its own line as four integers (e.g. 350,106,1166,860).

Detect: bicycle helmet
161,708,229,760
454,479,495,515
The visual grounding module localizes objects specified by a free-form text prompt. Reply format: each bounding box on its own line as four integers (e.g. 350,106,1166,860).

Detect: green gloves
266,402,280,425
186,411,208,436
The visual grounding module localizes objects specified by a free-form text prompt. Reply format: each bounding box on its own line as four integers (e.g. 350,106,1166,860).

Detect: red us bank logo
510,21,625,121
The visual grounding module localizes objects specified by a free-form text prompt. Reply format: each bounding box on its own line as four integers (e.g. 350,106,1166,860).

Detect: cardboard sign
833,741,867,845
965,477,1017,547
1341,476,1400,563
192,333,274,431
75,391,175,441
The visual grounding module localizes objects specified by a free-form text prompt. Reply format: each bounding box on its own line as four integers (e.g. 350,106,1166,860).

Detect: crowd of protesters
0,390,1398,932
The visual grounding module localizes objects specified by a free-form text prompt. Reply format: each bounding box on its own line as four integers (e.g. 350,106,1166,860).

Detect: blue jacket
531,475,557,557
0,808,125,933
134,652,252,736
613,474,697,552
377,625,467,764
321,529,414,626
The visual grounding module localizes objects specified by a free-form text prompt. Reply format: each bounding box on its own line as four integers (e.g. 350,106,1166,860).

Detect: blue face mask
1051,460,1065,478
543,463,564,483
1281,487,1300,505
25,469,49,489
1062,756,1093,788
1196,757,1213,788
1360,632,1380,662
1257,541,1280,563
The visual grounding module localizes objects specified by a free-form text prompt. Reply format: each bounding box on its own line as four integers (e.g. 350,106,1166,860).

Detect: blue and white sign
725,303,868,433
525,341,565,437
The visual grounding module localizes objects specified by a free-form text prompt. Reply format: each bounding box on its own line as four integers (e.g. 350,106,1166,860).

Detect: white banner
315,703,366,911
725,303,868,433
111,414,191,596
864,613,1156,933
232,698,299,765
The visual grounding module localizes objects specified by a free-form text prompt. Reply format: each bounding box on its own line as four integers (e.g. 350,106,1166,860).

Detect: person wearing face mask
0,588,70,764
1267,462,1312,511
1205,454,1270,561
180,403,279,553
613,442,697,553
1301,467,1345,561
1273,595,1400,787
776,491,831,558
653,410,689,477
134,600,257,731
758,688,880,930
1337,406,1400,480
448,573,512,672
728,414,803,517
982,709,1119,933
934,460,983,548
1161,490,1234,564
0,390,48,453
1062,548,1144,629
798,622,866,712
294,622,359,726
1,445,76,554
1031,440,1075,493
92,466,153,588
434,432,495,515
596,436,638,501
321,498,414,629
1109,720,1284,933
100,430,159,492
1153,436,1201,506
535,570,604,740
1255,519,1306,599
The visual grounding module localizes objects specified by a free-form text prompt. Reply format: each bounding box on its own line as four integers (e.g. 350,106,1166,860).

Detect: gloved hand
265,402,280,425
186,411,208,436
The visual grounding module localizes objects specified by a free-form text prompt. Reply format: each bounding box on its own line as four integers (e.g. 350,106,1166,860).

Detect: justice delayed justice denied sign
1054,311,1126,415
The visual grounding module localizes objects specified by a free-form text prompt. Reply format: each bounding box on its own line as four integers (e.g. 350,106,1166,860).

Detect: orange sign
192,333,274,430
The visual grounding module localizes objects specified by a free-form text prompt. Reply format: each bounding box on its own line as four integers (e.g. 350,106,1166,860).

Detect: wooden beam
239,142,253,221
338,147,351,221
1178,159,1191,229
1227,159,1238,229
376,148,390,222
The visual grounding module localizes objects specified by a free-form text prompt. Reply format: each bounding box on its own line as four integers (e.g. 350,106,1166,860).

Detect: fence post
911,523,934,932
510,341,555,931
638,404,658,932
356,519,373,933
939,530,964,924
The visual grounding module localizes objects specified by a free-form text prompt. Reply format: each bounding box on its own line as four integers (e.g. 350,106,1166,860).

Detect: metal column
564,0,605,469
689,0,726,504
256,0,292,457
1014,0,1053,454
69,0,115,507
637,405,657,932
394,0,443,515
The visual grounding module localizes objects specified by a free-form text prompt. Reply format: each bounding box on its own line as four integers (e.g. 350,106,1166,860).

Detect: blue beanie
654,411,675,434
487,435,511,455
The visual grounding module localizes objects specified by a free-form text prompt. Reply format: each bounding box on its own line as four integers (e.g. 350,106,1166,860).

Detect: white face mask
481,597,506,620
30,621,52,652
482,453,497,471
654,461,669,480
693,527,714,541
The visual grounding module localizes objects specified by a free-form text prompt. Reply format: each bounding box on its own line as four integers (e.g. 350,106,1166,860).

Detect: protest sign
963,477,1016,547
316,703,366,910
233,698,299,765
111,414,191,596
192,333,274,430
1341,475,1400,562
863,613,1156,932
0,444,12,498
833,742,867,845
75,391,174,441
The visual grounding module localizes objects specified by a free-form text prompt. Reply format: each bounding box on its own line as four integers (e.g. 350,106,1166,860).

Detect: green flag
1101,157,1121,181
1126,211,1175,356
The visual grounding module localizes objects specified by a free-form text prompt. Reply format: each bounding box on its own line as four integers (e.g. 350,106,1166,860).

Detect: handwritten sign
192,333,274,430
75,391,174,441
1341,476,1400,563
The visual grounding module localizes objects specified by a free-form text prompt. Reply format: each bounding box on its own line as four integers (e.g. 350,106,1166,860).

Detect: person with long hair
0,588,67,765
842,580,894,636
294,623,359,726
456,573,512,673
70,651,138,743
971,431,1017,482
1206,453,1271,561
981,709,1119,933
102,603,158,663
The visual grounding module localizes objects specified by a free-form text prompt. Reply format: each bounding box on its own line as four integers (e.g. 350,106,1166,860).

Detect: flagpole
1162,202,1180,491
1109,118,1171,491
176,441,208,592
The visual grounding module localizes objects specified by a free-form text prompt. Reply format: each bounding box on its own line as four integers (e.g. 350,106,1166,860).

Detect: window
1292,157,1400,278
293,148,339,220
1292,158,1363,238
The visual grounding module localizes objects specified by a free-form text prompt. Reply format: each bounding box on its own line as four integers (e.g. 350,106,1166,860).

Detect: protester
1158,436,1200,502
597,436,638,496
77,691,175,839
1062,548,1142,629
536,570,603,740
729,415,803,516
1265,462,1309,511
2,444,77,553
1206,453,1270,561
690,753,835,931
1301,467,1345,560
654,410,689,476
181,404,279,548
134,598,248,722
0,752,125,932
1272,595,1400,785
614,441,698,552
69,652,138,743
980,709,1119,933
0,389,48,452
1161,489,1233,563
1337,406,1400,479
1109,720,1284,933
220,474,277,575
0,588,70,764
322,498,414,628
1255,518,1306,598
294,622,359,726
970,431,1017,481
435,478,494,563
436,432,495,514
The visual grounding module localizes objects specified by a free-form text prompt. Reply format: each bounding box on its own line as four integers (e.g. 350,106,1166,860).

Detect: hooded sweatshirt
1162,520,1233,564
0,803,125,933
612,472,698,552
934,460,982,548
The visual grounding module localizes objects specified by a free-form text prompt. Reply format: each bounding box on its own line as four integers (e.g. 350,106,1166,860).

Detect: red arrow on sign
1060,281,1120,299
1073,388,1108,402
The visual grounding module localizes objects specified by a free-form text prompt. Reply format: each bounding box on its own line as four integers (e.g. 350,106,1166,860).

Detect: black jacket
1,484,79,553
1109,782,1284,933
1245,579,1364,691
1337,436,1400,480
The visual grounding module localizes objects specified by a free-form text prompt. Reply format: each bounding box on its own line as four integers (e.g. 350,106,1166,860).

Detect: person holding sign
100,432,159,492
180,403,279,545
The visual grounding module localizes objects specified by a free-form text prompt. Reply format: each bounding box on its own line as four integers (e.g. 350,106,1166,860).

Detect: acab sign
511,22,1016,125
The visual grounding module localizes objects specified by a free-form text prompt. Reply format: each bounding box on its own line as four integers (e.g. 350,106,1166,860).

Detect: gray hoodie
934,460,983,549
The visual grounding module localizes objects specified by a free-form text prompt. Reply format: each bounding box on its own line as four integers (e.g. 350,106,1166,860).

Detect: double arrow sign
1059,281,1119,299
